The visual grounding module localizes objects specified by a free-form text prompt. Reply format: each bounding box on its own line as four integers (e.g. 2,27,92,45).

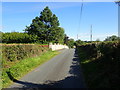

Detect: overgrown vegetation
1,42,64,88
2,32,38,43
104,35,120,41
76,41,120,88
1,44,51,87
2,44,49,63
2,50,59,88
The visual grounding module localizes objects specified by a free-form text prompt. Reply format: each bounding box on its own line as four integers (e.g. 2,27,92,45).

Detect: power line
77,0,84,40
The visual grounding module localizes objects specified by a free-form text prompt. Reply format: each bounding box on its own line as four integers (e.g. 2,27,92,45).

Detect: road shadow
4,49,86,89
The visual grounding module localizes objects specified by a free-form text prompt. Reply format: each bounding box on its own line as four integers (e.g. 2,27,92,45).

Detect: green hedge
2,50,58,88
77,41,120,61
2,32,39,43
2,44,50,68
77,43,98,60
1,44,53,88
77,41,120,88
97,41,120,60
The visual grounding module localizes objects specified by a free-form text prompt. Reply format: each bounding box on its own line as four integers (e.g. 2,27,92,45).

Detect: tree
104,35,119,41
25,6,64,44
67,39,75,48
74,39,85,46
48,27,65,44
0,31,3,43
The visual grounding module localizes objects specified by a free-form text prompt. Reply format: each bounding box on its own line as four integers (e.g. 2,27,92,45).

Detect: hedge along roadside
2,44,49,87
1,44,59,88
77,41,120,62
2,50,59,88
76,41,120,88
2,44,49,67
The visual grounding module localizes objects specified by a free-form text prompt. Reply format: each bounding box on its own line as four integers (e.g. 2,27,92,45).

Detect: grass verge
2,50,59,88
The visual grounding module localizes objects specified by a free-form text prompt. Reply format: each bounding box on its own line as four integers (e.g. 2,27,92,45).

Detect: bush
76,41,120,88
2,32,39,43
77,43,98,60
2,50,58,88
2,44,50,67
77,41,120,61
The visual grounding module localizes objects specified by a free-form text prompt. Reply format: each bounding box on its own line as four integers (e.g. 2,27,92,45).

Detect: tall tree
25,6,64,44
48,27,65,44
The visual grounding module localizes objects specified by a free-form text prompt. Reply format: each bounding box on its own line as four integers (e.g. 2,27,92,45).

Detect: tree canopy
25,6,65,44
104,35,120,41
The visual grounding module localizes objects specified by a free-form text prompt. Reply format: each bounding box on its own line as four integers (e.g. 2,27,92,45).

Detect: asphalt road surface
9,49,86,88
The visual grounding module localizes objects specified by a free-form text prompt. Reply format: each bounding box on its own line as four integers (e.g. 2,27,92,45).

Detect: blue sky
2,2,118,41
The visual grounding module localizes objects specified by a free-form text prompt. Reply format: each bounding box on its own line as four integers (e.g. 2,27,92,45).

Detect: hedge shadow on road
4,49,86,89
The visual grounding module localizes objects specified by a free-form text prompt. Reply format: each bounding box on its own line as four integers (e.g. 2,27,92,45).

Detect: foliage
74,39,85,46
104,35,119,41
25,6,65,44
76,41,120,88
2,32,38,43
67,39,75,48
2,44,50,63
64,34,69,45
48,27,65,44
2,50,59,88
0,31,2,43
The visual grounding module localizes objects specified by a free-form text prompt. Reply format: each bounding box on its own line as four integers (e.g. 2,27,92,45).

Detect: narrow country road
9,49,86,88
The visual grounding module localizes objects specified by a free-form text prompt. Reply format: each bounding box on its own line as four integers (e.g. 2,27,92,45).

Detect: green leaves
2,32,38,43
104,35,119,41
77,41,120,88
48,27,65,43
25,6,64,44
2,44,50,63
50,14,60,27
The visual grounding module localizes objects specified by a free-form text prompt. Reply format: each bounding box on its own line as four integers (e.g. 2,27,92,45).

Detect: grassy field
2,50,60,88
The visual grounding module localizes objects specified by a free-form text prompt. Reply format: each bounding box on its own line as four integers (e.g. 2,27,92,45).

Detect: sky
1,0,116,2
1,2,118,41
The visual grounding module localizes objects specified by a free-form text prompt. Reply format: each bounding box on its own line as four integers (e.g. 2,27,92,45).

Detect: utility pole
77,0,84,40
115,1,120,37
90,25,92,41
77,34,78,40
